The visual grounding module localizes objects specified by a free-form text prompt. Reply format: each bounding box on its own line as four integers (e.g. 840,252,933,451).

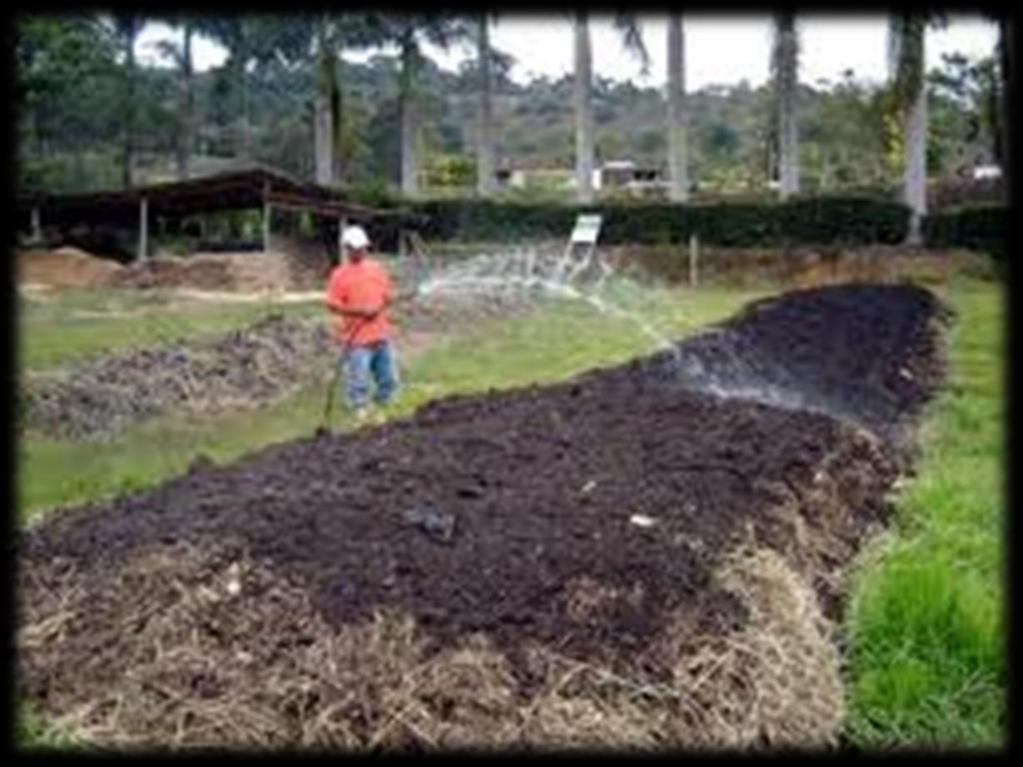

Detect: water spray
407,231,682,365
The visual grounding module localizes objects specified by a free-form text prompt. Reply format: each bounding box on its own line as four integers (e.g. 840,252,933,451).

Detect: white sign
571,214,602,244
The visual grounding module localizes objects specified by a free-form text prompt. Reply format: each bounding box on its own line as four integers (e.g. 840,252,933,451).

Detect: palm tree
888,13,929,245
378,14,468,196
772,12,800,199
307,15,385,186
476,14,496,196
199,19,255,161
113,13,141,188
156,17,195,180
996,15,1012,177
313,18,337,185
573,12,595,203
666,12,688,202
574,14,648,203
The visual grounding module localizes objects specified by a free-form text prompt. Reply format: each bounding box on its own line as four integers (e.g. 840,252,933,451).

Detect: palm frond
613,13,650,75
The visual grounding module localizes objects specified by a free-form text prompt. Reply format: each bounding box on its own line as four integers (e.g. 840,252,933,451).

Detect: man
326,225,398,417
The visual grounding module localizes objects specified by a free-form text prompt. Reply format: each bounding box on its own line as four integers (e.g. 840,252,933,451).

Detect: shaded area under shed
16,165,423,262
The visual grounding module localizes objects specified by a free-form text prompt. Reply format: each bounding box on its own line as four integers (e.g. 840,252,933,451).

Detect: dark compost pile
17,283,950,749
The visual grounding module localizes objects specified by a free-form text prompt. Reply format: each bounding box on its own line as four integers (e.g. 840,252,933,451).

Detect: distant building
971,164,1002,180
593,160,665,193
493,158,667,196
495,158,575,190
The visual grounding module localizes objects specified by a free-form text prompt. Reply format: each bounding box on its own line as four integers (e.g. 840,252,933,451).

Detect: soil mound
105,249,330,293
21,315,334,440
105,255,236,291
647,283,949,450
16,283,949,749
18,247,124,288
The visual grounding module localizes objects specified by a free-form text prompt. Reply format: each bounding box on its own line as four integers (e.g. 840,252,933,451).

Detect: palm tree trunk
902,28,927,246
176,21,194,181
122,22,137,189
400,36,419,196
476,15,497,196
998,17,1011,176
775,13,799,199
332,57,345,185
231,46,251,162
313,24,334,185
666,13,688,202
573,12,594,204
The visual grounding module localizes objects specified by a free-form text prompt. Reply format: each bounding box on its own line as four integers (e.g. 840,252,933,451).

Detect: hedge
370,196,912,248
923,204,1007,260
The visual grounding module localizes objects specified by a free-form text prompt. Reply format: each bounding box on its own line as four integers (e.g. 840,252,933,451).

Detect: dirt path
16,284,948,748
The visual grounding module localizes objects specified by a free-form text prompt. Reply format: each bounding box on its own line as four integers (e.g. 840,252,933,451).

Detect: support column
262,180,271,253
137,195,149,262
30,206,42,244
338,215,348,262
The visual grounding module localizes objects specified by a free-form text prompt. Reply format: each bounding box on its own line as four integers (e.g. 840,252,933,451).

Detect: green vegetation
18,285,763,522
19,289,322,371
16,17,1002,199
400,196,911,247
923,204,1007,263
843,277,1005,748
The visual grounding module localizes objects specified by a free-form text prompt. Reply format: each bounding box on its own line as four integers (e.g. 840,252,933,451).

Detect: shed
16,165,424,261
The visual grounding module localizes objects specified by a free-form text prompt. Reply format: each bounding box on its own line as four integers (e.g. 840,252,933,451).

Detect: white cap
341,225,370,250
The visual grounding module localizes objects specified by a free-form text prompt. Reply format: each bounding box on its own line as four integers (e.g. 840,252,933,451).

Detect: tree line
16,13,1012,244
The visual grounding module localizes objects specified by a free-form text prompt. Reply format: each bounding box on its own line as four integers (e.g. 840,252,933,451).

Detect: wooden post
263,201,271,254
30,206,42,244
262,180,271,253
137,196,149,262
689,233,699,287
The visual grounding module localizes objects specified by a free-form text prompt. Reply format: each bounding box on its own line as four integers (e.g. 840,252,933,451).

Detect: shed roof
17,165,422,224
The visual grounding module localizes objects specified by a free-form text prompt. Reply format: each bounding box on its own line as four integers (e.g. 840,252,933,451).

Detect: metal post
338,215,347,261
398,227,407,259
263,201,271,254
30,206,41,244
689,233,699,287
262,180,271,253
138,196,149,262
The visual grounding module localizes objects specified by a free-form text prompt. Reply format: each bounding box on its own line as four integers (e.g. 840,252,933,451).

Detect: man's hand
327,303,381,319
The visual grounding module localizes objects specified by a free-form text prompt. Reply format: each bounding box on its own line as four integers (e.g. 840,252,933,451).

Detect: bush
397,196,911,248
923,205,1007,261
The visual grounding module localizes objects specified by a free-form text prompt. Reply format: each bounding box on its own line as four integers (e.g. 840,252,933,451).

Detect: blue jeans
341,339,399,409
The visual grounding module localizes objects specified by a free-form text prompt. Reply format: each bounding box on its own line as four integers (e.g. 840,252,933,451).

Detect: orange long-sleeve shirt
325,258,394,346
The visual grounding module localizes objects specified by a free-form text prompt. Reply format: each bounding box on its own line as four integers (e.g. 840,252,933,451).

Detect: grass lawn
842,276,1006,749
19,287,323,371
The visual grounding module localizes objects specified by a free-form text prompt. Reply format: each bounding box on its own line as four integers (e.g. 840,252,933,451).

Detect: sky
136,14,1000,92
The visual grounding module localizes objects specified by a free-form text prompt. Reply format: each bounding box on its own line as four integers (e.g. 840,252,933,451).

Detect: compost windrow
19,283,948,685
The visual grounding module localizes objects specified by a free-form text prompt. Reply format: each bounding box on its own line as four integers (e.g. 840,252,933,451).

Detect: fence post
30,206,42,244
338,215,348,262
137,196,149,262
262,180,272,254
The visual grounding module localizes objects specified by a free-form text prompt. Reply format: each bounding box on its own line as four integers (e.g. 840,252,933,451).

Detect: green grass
19,287,322,372
843,277,1006,749
19,283,764,523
